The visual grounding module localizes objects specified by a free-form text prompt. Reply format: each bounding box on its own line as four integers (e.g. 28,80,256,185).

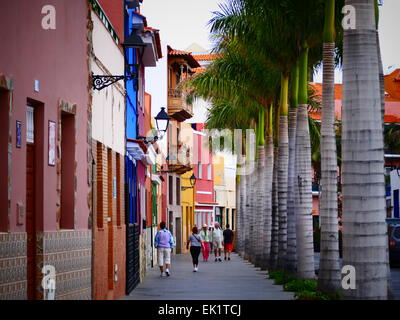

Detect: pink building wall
0,1,90,232
0,1,91,300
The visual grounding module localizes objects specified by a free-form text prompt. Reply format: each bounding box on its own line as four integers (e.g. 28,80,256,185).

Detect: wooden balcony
167,144,192,175
168,89,193,122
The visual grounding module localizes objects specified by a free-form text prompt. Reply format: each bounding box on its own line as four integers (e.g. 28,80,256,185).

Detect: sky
141,0,400,82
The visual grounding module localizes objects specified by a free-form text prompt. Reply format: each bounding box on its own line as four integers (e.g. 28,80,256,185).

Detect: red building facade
0,1,91,299
192,123,217,227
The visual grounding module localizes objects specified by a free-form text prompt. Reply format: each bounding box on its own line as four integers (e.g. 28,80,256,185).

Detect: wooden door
26,143,36,299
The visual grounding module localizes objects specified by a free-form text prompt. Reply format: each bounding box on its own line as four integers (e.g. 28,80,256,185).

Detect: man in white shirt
212,222,223,262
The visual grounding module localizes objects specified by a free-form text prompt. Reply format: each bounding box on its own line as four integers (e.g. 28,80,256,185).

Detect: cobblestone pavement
122,252,294,300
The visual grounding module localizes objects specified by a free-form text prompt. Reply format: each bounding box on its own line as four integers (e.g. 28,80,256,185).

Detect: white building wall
90,11,125,154
145,41,168,158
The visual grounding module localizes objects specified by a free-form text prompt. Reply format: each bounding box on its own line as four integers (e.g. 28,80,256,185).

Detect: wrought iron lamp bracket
92,71,138,91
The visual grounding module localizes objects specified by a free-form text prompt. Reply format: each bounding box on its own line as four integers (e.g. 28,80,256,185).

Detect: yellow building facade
180,122,195,253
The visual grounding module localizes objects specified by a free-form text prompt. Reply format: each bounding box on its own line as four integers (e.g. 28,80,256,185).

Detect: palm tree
286,62,299,274
341,0,389,299
318,0,341,293
294,46,316,279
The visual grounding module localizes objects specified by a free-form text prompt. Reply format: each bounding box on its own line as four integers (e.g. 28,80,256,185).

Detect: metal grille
126,223,140,294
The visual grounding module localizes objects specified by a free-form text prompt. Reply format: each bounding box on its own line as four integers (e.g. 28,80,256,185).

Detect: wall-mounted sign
16,120,22,148
48,120,56,166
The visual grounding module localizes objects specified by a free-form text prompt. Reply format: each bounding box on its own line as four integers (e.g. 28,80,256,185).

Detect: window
232,209,236,230
198,162,202,179
207,164,212,180
26,106,34,143
169,68,173,89
169,175,173,205
176,177,181,205
60,111,75,229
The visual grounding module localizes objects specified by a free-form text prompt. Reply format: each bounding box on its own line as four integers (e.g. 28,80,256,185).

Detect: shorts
212,239,223,249
224,242,233,252
157,247,171,266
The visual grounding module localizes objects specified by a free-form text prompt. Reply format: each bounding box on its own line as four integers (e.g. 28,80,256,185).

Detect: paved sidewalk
122,253,294,300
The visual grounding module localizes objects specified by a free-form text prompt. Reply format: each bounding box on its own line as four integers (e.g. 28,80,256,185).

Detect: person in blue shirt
154,221,175,277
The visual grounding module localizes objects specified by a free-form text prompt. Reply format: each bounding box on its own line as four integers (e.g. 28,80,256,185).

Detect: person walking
154,221,175,277
223,224,234,261
187,226,202,272
200,224,211,262
212,222,223,262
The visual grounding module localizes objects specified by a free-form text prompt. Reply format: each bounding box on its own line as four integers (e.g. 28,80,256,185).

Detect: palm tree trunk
278,74,289,269
270,105,280,270
318,0,341,294
261,105,274,270
287,64,299,274
341,0,389,299
295,46,315,280
270,146,279,270
249,163,258,263
244,172,251,260
235,174,242,255
255,146,265,266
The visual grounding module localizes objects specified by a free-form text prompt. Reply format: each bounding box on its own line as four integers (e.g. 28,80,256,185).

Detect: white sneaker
195,267,198,272
165,269,170,277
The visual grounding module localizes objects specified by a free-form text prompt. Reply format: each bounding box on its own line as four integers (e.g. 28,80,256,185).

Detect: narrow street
122,253,294,300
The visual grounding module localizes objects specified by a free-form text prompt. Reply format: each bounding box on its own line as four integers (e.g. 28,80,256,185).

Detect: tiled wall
35,230,92,300
0,233,27,300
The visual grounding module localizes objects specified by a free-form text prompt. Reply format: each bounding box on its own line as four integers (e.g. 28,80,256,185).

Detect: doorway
26,105,36,300
175,217,181,254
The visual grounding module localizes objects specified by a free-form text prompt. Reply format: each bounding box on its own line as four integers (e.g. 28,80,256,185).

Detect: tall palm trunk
278,74,289,270
318,0,341,294
249,158,259,263
295,46,315,280
244,169,252,260
255,145,265,266
252,109,265,267
341,0,389,299
261,105,274,270
270,105,280,270
287,63,299,274
240,167,248,257
235,174,242,254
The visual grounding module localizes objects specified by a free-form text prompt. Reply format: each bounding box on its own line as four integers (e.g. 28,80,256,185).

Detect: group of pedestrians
154,221,235,277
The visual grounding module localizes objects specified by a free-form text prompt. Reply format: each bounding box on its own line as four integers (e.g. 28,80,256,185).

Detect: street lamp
138,107,170,145
182,173,197,191
92,27,146,91
155,107,170,135
189,173,197,187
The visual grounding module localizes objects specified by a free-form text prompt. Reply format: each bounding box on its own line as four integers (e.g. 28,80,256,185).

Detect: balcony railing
167,88,193,121
167,144,192,175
